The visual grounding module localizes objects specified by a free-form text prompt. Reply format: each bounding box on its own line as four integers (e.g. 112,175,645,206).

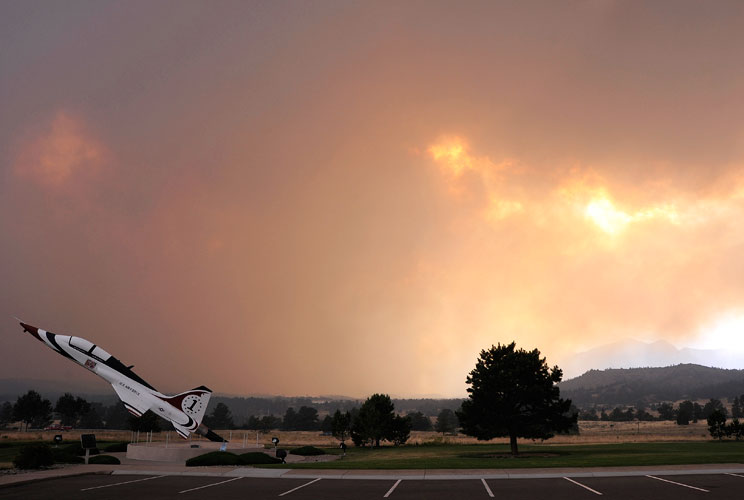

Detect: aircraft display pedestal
126,441,263,462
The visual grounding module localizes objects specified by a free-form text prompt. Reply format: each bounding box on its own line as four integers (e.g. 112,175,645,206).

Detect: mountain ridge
560,363,744,406
561,338,744,379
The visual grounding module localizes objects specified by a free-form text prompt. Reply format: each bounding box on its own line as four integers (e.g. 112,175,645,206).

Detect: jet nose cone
19,321,43,341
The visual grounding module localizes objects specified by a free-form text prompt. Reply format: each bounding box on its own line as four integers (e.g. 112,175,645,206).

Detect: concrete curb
108,465,744,480
4,463,743,487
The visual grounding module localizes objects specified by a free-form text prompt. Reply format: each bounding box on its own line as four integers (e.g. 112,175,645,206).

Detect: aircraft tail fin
163,386,212,427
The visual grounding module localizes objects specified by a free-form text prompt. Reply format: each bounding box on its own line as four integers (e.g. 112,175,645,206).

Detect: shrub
13,444,54,469
238,452,282,464
51,448,84,464
289,446,325,456
103,442,128,453
61,443,100,456
88,454,121,465
185,450,283,466
186,452,243,467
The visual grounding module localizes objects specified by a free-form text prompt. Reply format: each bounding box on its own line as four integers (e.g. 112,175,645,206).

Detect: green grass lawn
2,439,743,470
0,440,122,468
268,442,744,469
0,441,30,466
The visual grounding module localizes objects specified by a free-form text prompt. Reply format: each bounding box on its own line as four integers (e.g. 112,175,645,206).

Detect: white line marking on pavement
563,477,603,495
646,475,709,492
726,473,744,478
481,478,495,497
179,477,242,494
384,479,402,498
81,475,166,491
278,478,322,496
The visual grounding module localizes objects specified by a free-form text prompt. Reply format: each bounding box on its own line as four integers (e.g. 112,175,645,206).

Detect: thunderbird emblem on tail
16,320,225,442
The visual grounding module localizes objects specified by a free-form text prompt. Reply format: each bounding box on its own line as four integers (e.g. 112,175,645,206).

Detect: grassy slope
270,442,744,469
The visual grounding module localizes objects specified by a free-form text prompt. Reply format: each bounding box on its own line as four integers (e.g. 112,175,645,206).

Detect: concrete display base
126,441,263,463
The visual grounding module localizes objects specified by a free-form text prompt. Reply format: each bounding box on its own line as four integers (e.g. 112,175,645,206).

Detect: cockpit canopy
68,336,111,360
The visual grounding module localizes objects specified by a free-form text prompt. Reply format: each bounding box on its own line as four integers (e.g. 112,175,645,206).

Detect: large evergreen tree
331,409,352,443
296,406,319,431
282,407,298,430
702,399,727,419
731,396,742,418
320,414,333,434
259,415,281,431
13,390,52,431
79,406,105,429
128,410,161,433
204,402,235,430
434,408,458,435
408,411,433,431
457,342,575,455
55,393,91,427
676,400,694,425
708,409,727,440
0,401,13,428
390,414,412,446
657,402,675,420
104,402,130,430
351,394,410,447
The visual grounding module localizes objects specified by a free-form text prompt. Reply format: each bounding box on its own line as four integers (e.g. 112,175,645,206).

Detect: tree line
0,390,462,441
202,395,463,423
0,390,168,432
707,409,744,441
577,396,739,424
1,391,106,431
204,397,461,439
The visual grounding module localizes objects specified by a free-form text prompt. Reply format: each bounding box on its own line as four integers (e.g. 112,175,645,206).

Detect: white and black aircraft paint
16,320,224,442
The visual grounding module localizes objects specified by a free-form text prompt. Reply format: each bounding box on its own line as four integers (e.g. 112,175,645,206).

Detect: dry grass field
0,420,713,448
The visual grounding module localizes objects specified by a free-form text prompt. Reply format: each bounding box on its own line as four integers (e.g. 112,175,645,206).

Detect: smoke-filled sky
2,1,744,398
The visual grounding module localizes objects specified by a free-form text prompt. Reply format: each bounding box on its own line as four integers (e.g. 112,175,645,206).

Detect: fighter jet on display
16,320,225,442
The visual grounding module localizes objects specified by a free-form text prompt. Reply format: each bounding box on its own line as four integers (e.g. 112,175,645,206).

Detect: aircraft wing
112,383,150,417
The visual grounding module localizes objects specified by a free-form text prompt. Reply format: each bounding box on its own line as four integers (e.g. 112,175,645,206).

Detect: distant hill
560,339,744,379
0,378,115,404
560,364,744,406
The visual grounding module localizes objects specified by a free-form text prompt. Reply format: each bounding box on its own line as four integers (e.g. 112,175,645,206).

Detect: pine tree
457,342,575,455
13,391,52,431
434,409,458,435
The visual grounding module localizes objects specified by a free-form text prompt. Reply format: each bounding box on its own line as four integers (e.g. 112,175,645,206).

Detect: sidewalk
3,461,744,488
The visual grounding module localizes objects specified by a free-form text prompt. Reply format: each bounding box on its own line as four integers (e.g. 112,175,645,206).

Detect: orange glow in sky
584,197,680,235
428,137,471,176
3,1,744,397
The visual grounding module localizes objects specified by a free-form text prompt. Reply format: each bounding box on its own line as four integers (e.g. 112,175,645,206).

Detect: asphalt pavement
2,469,744,499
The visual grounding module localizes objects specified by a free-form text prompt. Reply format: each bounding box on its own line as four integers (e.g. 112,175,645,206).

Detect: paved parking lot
2,473,744,500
